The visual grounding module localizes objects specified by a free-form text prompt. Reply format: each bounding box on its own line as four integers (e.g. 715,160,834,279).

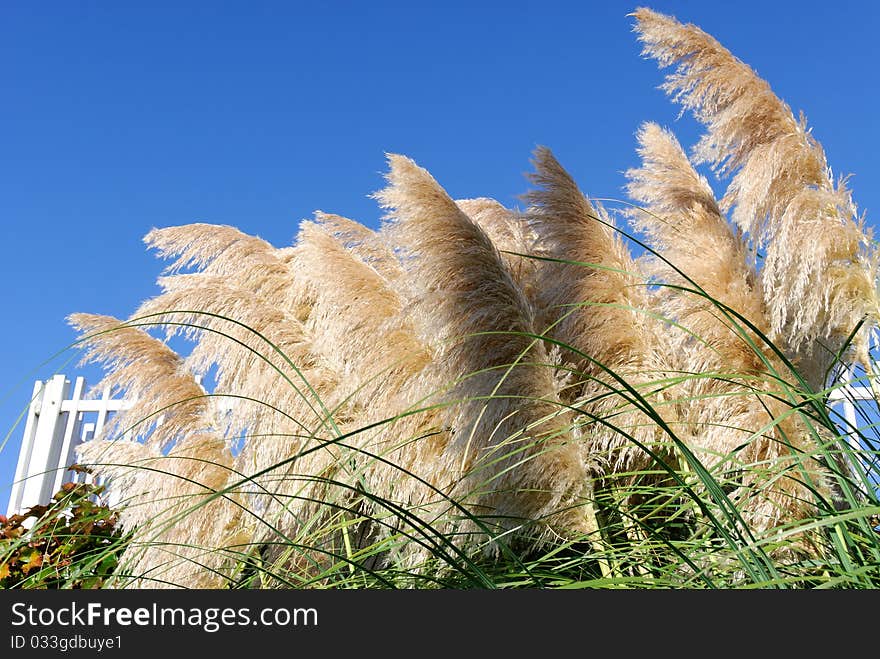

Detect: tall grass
4,6,880,589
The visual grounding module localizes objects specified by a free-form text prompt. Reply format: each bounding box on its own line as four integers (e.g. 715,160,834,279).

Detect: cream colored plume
523,146,675,477
624,123,837,537
69,313,247,588
274,218,441,553
68,313,211,451
313,211,403,282
625,121,766,355
132,276,334,439
375,153,592,541
291,219,427,408
137,232,354,557
633,7,880,384
456,198,540,293
524,146,648,367
76,436,246,589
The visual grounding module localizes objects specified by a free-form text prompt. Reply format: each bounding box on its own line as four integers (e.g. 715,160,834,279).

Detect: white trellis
5,370,879,517
6,374,134,517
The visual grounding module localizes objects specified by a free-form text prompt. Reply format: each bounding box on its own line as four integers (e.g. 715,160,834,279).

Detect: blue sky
2,0,879,508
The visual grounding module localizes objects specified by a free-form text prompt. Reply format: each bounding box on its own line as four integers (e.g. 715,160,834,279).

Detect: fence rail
5,371,879,516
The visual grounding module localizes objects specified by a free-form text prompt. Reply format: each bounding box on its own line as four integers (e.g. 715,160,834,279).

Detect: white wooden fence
5,371,879,517
6,374,134,517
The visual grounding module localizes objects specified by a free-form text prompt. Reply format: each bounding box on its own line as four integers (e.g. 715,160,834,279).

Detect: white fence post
7,380,45,517
7,375,70,516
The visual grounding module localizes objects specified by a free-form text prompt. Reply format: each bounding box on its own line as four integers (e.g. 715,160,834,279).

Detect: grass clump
9,6,879,589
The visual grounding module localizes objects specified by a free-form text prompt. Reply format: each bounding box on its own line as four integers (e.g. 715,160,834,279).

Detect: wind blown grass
5,6,880,589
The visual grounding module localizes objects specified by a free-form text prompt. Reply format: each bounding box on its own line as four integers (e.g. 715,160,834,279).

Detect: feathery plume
291,220,428,406
375,153,592,543
625,122,840,544
524,146,647,364
524,146,673,477
77,435,246,589
68,313,210,452
626,121,766,353
456,198,540,292
313,211,403,282
633,7,880,384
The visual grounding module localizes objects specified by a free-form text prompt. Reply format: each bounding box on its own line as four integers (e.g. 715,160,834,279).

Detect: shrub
1,471,128,589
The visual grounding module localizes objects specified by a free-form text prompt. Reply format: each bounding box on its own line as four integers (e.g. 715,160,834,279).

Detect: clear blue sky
2,1,879,507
